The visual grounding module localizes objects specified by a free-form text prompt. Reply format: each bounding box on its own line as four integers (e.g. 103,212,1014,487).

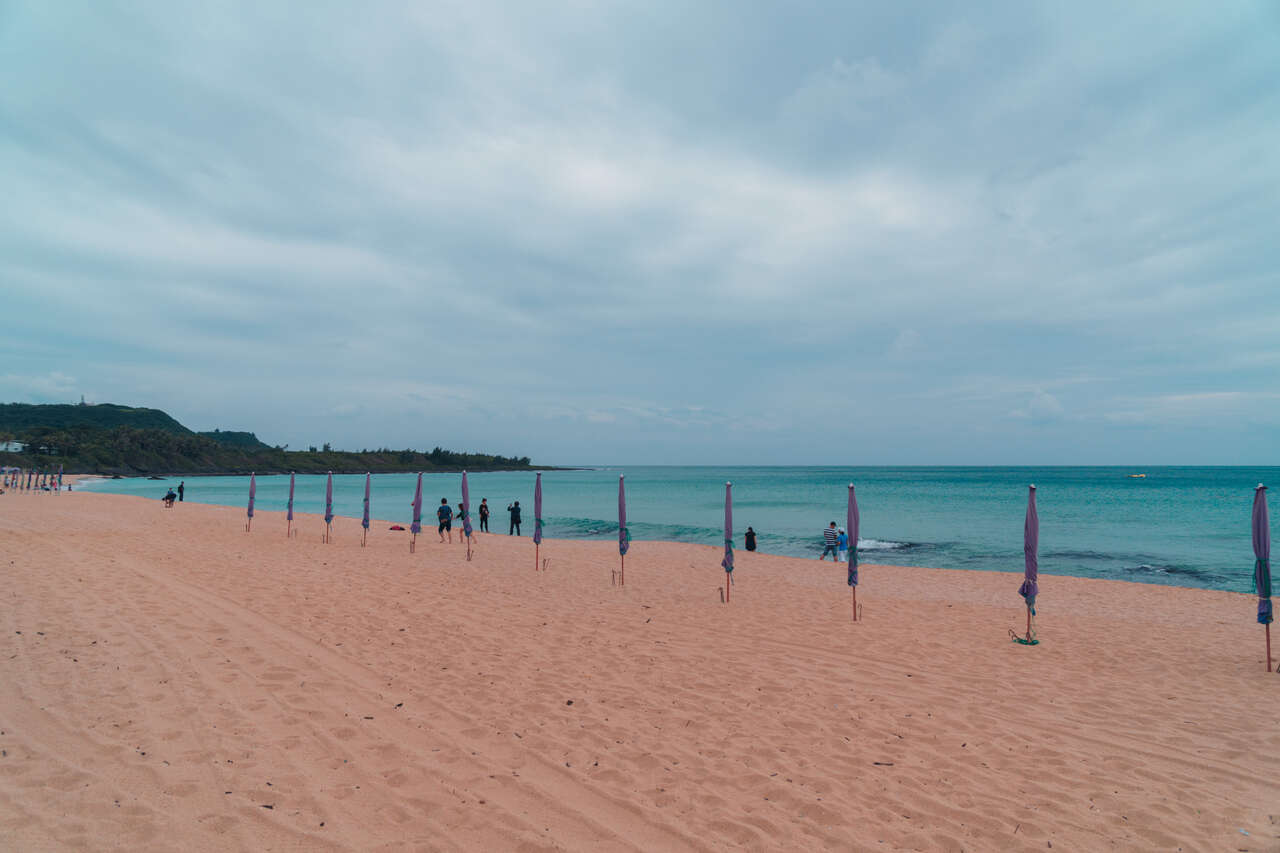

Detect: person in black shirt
744,527,757,552
508,500,522,535
177,481,185,502
478,499,489,532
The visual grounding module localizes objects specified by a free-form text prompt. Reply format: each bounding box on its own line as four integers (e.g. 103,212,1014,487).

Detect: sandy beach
1,492,1276,852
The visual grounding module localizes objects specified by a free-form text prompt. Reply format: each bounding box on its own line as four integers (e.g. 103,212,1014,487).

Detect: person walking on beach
837,528,849,563
820,521,839,560
508,500,522,535
478,499,489,532
744,526,757,552
177,481,185,502
437,498,453,543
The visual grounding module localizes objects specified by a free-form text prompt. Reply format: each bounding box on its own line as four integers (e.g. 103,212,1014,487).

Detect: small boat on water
1128,473,1147,479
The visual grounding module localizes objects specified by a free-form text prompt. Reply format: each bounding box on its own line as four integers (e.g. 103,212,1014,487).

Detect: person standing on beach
744,526,757,552
837,528,849,563
478,499,489,532
508,500,522,535
456,503,466,543
177,481,184,502
437,498,453,543
820,521,839,560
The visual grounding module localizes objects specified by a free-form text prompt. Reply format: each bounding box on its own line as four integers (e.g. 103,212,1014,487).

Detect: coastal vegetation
0,402,535,475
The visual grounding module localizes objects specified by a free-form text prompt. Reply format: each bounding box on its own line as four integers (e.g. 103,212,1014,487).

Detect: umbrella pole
1026,606,1032,642
362,528,367,547
851,587,857,622
287,520,291,539
725,571,730,603
620,554,625,587
1267,623,1272,672
410,533,416,554
535,542,539,572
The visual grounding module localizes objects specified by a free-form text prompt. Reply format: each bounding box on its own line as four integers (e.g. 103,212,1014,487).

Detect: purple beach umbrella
848,483,860,620
286,472,296,537
246,472,256,531
410,472,423,552
533,472,543,571
721,482,734,602
1253,484,1272,671
618,475,629,585
1016,485,1039,644
323,472,334,542
361,473,372,546
461,471,473,560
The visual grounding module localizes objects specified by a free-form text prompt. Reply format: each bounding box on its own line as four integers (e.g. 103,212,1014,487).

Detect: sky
1,1,1277,465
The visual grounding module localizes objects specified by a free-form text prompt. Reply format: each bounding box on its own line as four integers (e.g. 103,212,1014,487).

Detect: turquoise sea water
80,467,1275,593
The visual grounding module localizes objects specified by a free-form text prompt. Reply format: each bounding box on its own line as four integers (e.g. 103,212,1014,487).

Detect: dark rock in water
147,475,165,480
111,474,123,479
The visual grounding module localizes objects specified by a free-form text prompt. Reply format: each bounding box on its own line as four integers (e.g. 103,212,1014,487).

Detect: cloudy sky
2,2,1277,464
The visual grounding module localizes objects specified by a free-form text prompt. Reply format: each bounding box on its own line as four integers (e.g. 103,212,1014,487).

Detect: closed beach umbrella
361,472,372,546
533,472,543,571
848,483,860,621
721,482,734,602
1016,484,1039,644
410,472,423,552
618,475,629,586
1253,484,1272,671
461,471,473,560
286,472,295,537
324,472,334,525
246,472,256,531
323,471,334,542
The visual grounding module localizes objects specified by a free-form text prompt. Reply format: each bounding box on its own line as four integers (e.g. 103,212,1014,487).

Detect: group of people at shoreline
818,521,853,562
432,496,526,543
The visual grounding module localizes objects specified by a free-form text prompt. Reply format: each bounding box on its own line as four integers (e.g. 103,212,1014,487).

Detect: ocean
80,466,1275,594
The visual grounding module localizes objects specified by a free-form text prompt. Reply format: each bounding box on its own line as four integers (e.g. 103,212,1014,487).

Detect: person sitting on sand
163,488,177,508
837,528,849,563
437,498,453,543
820,521,838,560
744,526,757,552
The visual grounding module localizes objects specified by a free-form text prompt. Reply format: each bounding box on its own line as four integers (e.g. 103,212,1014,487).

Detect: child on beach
837,528,848,563
437,498,453,543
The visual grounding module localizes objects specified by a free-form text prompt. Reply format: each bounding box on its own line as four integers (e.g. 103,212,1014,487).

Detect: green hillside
198,429,271,449
0,402,191,435
0,402,539,476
